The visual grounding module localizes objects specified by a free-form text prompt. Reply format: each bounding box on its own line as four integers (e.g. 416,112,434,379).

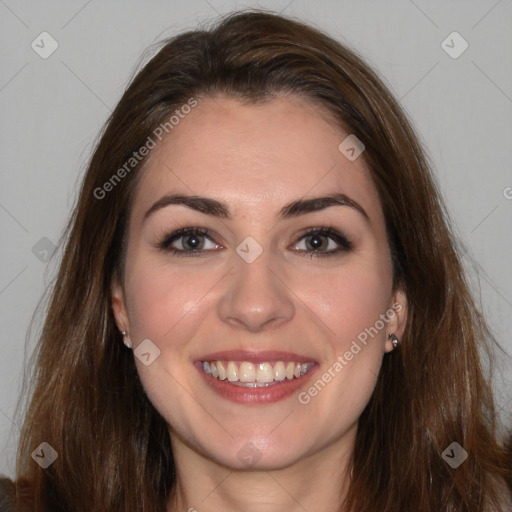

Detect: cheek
124,254,219,344
123,258,218,433
296,257,392,347
298,259,392,417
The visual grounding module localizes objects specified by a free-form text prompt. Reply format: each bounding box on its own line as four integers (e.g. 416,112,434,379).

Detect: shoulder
0,477,33,512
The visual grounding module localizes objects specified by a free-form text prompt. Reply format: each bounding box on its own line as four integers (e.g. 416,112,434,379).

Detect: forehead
131,94,383,226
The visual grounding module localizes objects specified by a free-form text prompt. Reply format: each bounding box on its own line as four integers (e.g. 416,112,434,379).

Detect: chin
210,445,308,472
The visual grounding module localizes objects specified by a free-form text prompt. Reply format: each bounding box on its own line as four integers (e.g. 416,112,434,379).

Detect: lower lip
195,362,317,404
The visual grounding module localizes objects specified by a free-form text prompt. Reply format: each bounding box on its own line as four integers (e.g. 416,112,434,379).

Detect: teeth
227,361,239,382
239,362,256,382
256,362,273,383
273,361,286,381
217,361,227,380
201,360,314,384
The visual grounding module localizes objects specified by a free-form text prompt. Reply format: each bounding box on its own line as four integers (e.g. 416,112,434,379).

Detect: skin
111,93,408,512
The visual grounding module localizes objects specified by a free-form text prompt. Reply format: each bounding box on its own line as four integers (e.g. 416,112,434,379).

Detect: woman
1,9,510,512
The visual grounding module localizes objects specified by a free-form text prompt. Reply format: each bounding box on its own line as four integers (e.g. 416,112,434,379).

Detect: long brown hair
7,9,511,511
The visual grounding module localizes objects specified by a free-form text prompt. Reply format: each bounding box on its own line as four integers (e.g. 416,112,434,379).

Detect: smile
200,360,315,386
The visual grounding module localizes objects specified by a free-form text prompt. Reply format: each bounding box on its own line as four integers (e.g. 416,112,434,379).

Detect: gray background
1,0,511,478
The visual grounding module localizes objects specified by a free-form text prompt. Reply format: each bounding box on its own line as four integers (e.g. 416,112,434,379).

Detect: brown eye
292,227,353,258
159,228,222,256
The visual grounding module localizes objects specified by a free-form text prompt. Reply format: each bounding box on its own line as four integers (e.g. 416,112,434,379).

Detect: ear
111,279,131,337
384,288,408,353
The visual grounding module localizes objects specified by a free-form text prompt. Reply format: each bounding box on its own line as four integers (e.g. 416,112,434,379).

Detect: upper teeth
202,360,313,383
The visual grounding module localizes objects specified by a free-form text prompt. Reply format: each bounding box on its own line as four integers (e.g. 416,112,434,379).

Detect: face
112,94,407,470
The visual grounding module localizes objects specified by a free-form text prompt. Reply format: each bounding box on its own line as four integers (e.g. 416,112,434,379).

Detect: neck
167,425,356,512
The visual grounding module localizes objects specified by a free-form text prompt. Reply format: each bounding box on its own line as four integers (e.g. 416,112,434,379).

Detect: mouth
200,360,315,387
194,350,318,404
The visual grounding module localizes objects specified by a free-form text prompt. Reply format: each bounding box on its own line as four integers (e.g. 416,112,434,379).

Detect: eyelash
157,226,353,258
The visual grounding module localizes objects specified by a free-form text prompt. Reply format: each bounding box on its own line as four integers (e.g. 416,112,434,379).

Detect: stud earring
121,330,132,349
388,333,400,349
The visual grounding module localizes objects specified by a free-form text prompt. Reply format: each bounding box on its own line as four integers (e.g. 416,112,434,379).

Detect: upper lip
196,350,317,364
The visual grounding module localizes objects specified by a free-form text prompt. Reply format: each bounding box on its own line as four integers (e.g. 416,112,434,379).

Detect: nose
217,250,295,332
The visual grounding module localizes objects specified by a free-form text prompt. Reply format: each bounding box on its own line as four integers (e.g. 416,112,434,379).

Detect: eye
157,226,352,258
291,227,353,258
158,227,222,257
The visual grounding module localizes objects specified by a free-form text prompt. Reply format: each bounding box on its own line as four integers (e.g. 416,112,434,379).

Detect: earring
121,330,132,349
388,333,400,349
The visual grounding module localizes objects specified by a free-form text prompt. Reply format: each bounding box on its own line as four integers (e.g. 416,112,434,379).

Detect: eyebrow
143,192,371,224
